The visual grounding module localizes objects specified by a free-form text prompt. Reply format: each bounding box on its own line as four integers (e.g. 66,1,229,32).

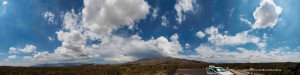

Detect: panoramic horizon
0,0,300,66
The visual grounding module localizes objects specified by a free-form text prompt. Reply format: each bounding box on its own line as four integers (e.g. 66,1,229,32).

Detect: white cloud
257,33,267,49
82,0,150,38
185,43,190,49
189,26,282,63
19,44,37,53
3,0,7,5
87,34,183,63
48,36,54,41
1,0,8,15
8,55,16,59
36,0,152,63
152,7,159,19
191,44,300,63
43,11,55,24
29,33,183,64
175,0,195,24
252,0,282,29
263,33,268,39
240,17,252,25
51,10,90,59
205,26,218,35
28,51,51,61
62,9,81,32
161,15,168,26
229,8,235,18
9,44,37,53
9,47,17,53
196,31,205,38
173,26,178,29
205,26,262,46
55,30,88,59
24,0,185,64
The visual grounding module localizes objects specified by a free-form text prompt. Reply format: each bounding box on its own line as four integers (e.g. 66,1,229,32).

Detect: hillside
126,57,206,65
33,63,93,67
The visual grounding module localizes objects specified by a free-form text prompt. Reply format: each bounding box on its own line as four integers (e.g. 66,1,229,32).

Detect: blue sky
0,0,300,66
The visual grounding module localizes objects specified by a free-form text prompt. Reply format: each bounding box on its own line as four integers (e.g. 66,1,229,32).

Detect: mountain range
33,57,206,67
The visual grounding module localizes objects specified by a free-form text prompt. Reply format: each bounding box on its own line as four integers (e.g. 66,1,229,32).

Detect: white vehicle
206,65,234,75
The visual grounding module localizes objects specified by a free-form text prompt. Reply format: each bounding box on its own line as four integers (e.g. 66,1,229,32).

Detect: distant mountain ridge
32,57,206,67
32,63,93,67
126,57,206,65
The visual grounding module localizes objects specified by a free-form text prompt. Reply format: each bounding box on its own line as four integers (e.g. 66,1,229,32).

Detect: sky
0,0,300,66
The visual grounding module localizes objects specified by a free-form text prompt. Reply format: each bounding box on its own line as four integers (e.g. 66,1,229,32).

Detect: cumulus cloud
161,15,168,26
24,51,51,62
19,44,37,53
205,26,263,46
175,0,195,24
8,55,16,59
88,34,183,63
82,0,150,37
38,0,152,63
257,33,268,49
9,47,17,53
43,11,55,24
25,0,185,64
188,26,278,63
191,44,300,63
196,31,205,38
185,43,190,49
252,0,282,29
30,34,183,63
52,10,92,60
55,30,89,59
9,44,37,53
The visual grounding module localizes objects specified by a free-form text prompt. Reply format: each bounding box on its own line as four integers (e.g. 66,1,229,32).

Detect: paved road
175,69,207,75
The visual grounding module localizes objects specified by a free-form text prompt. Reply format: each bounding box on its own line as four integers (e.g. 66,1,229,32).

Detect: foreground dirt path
175,69,207,75
230,69,264,75
230,69,248,75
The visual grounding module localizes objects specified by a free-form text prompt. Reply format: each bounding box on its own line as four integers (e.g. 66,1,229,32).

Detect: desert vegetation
0,62,298,75
0,57,298,75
